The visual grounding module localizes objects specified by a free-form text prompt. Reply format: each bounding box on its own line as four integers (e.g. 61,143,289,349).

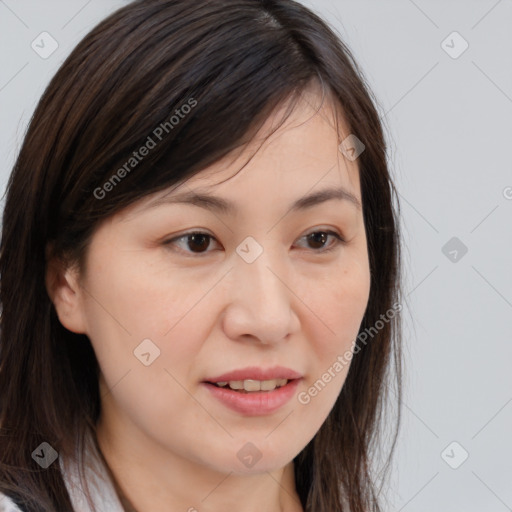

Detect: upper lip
204,366,302,383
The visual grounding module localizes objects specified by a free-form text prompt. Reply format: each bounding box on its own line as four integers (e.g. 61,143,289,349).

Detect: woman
0,0,402,510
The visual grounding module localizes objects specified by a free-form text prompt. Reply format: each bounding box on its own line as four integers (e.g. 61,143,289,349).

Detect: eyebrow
144,185,362,214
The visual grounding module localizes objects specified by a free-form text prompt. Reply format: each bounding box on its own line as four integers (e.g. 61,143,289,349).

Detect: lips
202,378,301,415
201,366,303,415
204,366,302,383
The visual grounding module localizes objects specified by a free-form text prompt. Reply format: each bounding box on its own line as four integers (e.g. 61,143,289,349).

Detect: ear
45,248,88,335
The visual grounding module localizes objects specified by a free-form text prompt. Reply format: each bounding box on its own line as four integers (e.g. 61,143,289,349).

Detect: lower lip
202,379,301,415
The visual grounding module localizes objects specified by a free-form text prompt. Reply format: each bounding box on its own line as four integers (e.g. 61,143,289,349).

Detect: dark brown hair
0,1,402,510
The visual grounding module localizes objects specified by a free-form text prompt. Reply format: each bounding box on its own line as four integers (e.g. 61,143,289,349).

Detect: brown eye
185,234,212,253
164,232,219,255
307,231,329,249
296,230,345,252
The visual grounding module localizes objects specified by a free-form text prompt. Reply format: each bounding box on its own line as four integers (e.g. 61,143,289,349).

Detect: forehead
125,84,362,220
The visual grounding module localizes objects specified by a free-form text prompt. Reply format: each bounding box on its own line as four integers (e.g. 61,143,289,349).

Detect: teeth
214,379,289,392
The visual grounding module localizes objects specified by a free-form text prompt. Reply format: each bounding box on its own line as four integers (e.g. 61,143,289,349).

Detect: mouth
206,378,291,393
201,366,303,415
201,377,301,415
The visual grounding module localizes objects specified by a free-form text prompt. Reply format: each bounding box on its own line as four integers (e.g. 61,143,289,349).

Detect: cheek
288,251,370,413
81,248,228,403
296,249,371,359
82,246,218,342
294,264,370,436
83,253,217,444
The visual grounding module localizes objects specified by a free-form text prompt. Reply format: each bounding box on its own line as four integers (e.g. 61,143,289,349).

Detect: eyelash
162,229,345,257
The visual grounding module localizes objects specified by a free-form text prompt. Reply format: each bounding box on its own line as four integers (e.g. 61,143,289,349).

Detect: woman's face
53,90,370,476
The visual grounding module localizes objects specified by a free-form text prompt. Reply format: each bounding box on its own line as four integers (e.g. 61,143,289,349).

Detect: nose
221,246,300,345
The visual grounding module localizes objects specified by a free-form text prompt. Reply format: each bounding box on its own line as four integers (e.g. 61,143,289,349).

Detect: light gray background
1,1,511,510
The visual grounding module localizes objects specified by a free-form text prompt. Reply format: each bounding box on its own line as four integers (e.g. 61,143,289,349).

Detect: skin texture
47,86,371,512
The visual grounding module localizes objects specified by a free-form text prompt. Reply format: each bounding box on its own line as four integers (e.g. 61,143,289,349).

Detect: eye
163,231,220,255
162,229,345,256
295,229,345,253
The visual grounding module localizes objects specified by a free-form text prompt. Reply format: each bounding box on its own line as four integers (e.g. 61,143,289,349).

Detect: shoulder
0,493,23,512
